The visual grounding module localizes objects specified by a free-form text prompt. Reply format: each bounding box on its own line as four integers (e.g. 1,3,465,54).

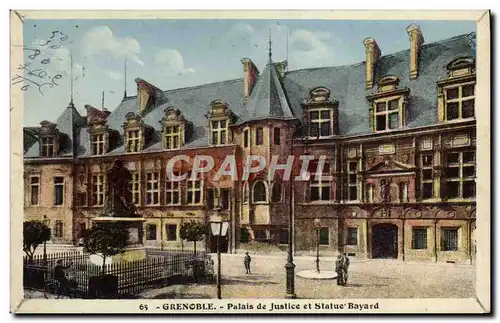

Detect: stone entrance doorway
371,224,398,259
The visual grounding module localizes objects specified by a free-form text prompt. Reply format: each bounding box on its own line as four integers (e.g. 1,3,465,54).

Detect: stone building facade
24,26,477,263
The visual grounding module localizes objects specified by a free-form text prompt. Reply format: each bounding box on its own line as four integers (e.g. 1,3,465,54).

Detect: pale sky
19,19,476,126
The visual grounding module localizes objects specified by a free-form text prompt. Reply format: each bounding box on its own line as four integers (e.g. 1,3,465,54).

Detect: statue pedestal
92,217,147,262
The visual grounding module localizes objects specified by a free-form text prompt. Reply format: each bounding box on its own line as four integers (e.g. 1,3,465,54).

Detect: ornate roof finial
268,28,273,61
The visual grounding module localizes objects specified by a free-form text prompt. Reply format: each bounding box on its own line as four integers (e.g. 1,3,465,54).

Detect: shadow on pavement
222,275,279,285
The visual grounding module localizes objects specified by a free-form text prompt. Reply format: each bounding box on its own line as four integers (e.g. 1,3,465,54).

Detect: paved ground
24,253,475,300
137,254,475,299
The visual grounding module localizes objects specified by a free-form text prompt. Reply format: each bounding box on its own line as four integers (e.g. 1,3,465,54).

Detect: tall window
375,98,400,131
445,151,475,199
165,126,181,150
309,109,332,137
271,182,282,202
92,174,106,206
187,174,202,205
442,227,459,251
41,136,55,157
129,172,141,205
310,162,331,201
347,161,358,201
243,129,249,148
253,181,267,203
166,224,177,241
54,220,63,238
165,172,181,205
146,224,157,240
146,172,160,205
273,128,281,145
92,134,105,155
30,176,40,205
412,227,428,249
208,188,230,210
421,153,434,199
126,130,141,153
445,84,475,121
53,176,64,206
319,227,329,245
255,127,264,145
347,227,358,246
211,120,227,145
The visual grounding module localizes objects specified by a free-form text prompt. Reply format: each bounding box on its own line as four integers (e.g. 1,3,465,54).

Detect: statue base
92,216,147,263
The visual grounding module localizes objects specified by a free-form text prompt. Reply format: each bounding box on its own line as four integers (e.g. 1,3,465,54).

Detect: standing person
54,259,73,295
244,252,252,274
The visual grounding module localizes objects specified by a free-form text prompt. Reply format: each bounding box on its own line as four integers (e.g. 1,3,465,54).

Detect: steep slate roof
240,58,295,122
24,32,476,159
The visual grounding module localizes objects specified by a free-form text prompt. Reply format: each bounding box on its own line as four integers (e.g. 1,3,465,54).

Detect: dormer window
38,120,59,157
367,76,410,132
123,112,153,153
92,134,105,155
206,100,236,146
438,57,476,122
41,136,55,157
160,107,192,150
302,87,339,138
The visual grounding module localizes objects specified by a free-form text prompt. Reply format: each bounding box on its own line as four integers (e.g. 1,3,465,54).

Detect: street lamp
209,214,230,299
314,218,321,273
42,215,50,264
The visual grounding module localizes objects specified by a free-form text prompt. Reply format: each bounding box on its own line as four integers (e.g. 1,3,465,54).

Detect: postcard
10,9,491,314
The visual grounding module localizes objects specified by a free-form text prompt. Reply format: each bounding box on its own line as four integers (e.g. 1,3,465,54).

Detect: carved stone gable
366,158,414,174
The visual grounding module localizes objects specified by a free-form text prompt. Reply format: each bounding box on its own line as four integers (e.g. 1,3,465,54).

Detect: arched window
399,182,408,203
243,182,249,204
366,183,375,203
271,182,283,202
253,181,267,203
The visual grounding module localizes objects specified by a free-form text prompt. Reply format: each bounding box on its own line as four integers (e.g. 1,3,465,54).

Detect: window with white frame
252,181,267,203
92,174,106,206
146,172,160,205
211,120,228,146
165,172,181,205
126,130,141,153
146,224,157,240
166,224,177,241
444,83,475,121
308,109,332,137
30,176,40,205
310,162,331,201
421,153,434,199
92,134,105,155
187,174,203,205
53,176,64,206
165,125,181,150
445,151,475,199
374,98,402,131
347,161,358,201
41,136,55,157
129,172,141,205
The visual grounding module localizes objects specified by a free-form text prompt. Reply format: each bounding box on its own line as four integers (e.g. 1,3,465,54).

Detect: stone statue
103,159,138,217
380,179,390,203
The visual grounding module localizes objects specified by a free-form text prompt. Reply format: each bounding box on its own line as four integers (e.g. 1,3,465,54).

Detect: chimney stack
407,24,424,80
363,38,381,89
241,58,260,103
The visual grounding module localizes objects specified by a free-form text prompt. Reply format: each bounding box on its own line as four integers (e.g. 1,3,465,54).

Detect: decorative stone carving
451,134,471,147
348,147,357,159
420,137,433,151
379,143,395,155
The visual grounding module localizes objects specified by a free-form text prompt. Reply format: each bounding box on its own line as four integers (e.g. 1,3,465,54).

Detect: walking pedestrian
244,252,252,274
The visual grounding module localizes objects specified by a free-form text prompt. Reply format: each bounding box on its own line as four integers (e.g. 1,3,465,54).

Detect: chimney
406,24,424,80
273,60,288,78
241,58,260,103
363,38,381,90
